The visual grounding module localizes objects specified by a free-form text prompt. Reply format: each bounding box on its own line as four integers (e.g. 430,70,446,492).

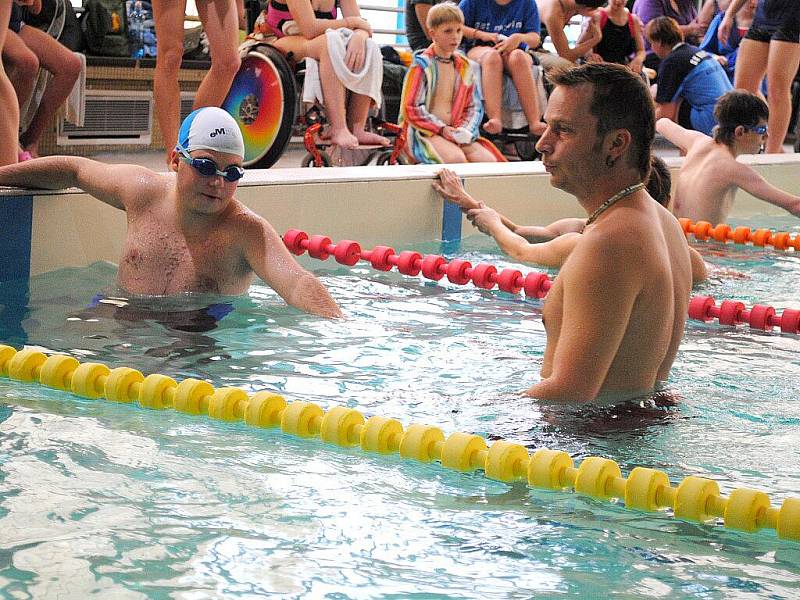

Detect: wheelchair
222,42,406,169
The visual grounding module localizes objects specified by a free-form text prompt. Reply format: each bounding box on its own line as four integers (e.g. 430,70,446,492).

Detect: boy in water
400,2,504,163
0,107,342,318
657,90,800,224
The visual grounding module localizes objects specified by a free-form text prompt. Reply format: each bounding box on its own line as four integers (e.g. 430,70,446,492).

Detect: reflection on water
1,234,799,598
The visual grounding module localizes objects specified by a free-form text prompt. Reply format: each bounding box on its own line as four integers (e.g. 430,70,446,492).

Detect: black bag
81,0,130,56
381,59,406,124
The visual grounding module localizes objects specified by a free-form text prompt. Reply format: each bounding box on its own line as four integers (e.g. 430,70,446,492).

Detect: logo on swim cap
176,107,245,158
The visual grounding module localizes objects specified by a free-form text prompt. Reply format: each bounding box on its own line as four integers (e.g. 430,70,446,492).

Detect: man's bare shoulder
569,216,645,268
221,200,277,240
119,167,173,204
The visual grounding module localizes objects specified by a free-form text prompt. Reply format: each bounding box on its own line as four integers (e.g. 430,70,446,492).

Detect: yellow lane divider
1,345,797,543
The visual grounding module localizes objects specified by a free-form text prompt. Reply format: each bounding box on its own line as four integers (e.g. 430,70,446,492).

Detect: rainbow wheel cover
223,51,287,166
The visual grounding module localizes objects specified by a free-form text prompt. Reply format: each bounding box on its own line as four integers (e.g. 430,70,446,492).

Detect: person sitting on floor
646,15,732,136
400,2,504,164
0,107,342,318
457,0,546,135
657,90,800,224
433,155,707,282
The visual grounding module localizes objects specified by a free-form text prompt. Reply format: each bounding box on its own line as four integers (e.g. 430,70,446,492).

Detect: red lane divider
688,296,800,334
284,229,552,298
679,218,800,251
284,230,800,335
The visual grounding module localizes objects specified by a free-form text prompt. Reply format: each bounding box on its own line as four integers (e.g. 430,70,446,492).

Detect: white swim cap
176,107,245,158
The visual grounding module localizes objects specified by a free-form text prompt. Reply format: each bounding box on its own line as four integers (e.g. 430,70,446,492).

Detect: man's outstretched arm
734,164,800,218
243,217,342,318
0,156,159,210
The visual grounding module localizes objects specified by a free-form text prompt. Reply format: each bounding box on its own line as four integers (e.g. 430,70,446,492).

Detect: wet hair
713,90,770,145
645,156,671,207
576,0,607,8
646,16,684,47
547,62,655,180
427,2,464,29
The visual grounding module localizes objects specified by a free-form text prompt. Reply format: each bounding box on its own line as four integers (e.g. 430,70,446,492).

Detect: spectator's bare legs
468,46,503,134
347,93,389,146
461,141,499,162
275,32,386,148
2,30,38,114
503,49,546,136
764,41,800,153
17,26,81,158
194,0,241,107
0,0,19,166
154,0,240,161
309,35,358,148
427,136,498,163
153,0,188,159
732,38,768,98
427,135,468,162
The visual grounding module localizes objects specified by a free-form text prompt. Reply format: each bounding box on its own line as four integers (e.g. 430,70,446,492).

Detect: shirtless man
456,63,690,403
434,155,708,283
534,0,605,70
657,90,800,224
0,107,342,318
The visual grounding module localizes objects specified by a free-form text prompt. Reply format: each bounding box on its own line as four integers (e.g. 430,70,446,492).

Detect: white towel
302,28,383,107
64,52,86,127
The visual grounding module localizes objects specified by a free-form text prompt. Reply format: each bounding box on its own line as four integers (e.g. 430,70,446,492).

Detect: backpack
81,0,130,56
598,9,635,37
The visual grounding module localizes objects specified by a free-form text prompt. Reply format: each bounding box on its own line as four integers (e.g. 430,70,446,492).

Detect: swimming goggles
745,124,768,136
179,149,245,182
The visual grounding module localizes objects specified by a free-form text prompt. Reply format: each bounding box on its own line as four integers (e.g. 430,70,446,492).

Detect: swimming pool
1,220,799,598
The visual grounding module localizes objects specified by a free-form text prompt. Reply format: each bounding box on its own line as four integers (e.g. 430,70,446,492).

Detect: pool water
1,221,799,598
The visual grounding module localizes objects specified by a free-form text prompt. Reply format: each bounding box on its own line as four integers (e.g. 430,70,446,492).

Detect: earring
605,155,616,168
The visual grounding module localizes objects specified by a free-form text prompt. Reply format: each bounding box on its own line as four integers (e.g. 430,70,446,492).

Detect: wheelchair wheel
374,150,408,166
223,44,296,169
301,151,331,167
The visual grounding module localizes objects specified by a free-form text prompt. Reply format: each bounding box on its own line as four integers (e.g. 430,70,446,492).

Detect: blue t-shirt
458,0,540,50
656,43,733,135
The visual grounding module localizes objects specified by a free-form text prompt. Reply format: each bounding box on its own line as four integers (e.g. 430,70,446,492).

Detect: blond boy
400,3,504,163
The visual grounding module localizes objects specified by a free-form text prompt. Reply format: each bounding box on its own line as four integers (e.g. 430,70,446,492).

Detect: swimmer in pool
435,155,707,283
446,63,692,403
0,107,342,318
657,90,800,225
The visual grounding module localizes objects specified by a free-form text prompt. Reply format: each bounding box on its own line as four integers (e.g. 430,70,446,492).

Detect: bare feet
353,129,390,147
482,118,502,135
331,127,359,149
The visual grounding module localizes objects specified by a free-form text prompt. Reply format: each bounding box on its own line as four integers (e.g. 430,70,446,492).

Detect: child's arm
733,163,800,218
656,117,705,153
629,15,646,73
467,207,580,268
461,25,498,43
